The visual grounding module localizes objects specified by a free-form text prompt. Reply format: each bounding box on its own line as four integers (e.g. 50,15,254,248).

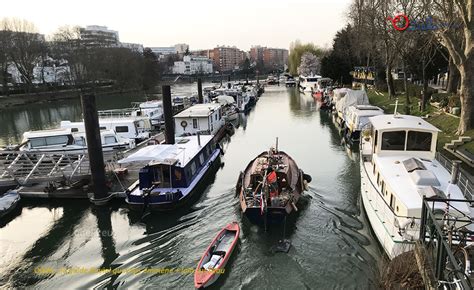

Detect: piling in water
162,85,175,144
81,94,109,200
197,78,203,103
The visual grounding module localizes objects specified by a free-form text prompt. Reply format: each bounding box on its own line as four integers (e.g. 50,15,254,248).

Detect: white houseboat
60,117,152,142
174,103,224,136
20,128,133,154
131,100,163,128
360,114,471,259
298,74,321,92
344,105,384,141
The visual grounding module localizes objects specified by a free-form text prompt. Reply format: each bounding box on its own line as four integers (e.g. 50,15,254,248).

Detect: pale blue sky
2,0,352,50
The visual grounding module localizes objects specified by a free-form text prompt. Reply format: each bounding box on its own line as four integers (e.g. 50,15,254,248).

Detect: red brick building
211,46,246,72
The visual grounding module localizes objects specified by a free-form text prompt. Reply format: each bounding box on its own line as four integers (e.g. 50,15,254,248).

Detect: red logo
387,14,410,31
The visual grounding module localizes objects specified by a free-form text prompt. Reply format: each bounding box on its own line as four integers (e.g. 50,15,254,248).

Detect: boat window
381,180,385,194
29,137,46,148
75,137,85,146
46,135,70,146
199,153,204,165
376,173,380,185
100,126,107,130
71,128,79,133
215,114,217,121
372,162,376,174
190,162,197,176
406,131,432,151
389,194,396,210
104,136,117,144
115,126,129,133
381,131,405,151
193,119,198,129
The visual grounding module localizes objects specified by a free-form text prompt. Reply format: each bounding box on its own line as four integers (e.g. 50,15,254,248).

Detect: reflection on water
0,83,201,146
0,85,382,289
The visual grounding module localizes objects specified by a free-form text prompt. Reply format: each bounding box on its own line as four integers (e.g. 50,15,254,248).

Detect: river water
0,85,383,289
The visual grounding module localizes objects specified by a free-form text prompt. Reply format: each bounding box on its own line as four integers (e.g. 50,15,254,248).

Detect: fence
419,198,473,289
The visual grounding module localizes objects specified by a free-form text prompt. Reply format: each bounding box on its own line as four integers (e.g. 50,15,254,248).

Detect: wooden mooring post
81,94,112,205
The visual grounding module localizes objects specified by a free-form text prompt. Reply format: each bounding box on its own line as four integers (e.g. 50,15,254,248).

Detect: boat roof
118,135,213,167
23,128,72,139
369,114,441,132
374,155,467,210
215,95,235,105
348,105,384,117
174,103,221,118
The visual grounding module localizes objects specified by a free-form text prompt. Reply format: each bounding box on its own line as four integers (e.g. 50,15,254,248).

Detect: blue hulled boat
119,135,221,211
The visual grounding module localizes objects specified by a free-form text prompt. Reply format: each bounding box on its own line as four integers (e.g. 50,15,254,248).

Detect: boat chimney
162,85,175,144
197,131,201,147
197,78,203,104
450,160,462,184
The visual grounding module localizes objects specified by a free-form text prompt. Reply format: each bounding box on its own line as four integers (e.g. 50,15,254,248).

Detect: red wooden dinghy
194,221,240,289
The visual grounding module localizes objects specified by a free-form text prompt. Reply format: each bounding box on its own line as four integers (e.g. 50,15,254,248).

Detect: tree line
0,18,161,95
290,1,473,135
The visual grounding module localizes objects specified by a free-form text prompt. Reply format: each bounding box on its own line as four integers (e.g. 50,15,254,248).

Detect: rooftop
174,103,221,118
374,155,467,211
118,135,213,167
369,114,441,132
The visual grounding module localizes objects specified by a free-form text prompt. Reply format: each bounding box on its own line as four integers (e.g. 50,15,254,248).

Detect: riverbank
0,86,149,109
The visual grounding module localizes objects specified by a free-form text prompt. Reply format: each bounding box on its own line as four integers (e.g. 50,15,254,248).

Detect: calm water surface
0,85,383,289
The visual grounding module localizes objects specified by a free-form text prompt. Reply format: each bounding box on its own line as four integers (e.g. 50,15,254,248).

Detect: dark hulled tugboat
236,141,311,226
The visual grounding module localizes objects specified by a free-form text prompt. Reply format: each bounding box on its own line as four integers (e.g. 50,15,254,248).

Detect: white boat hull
360,158,415,259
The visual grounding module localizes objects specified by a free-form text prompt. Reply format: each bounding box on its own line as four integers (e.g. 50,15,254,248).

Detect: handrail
419,198,473,289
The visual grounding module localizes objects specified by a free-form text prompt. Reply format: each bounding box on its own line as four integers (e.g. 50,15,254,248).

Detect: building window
193,119,198,129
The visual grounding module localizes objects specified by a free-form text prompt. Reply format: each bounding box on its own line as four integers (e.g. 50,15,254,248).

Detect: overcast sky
1,0,352,51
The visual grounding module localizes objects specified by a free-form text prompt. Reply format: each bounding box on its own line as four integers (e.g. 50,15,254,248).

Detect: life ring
181,120,188,128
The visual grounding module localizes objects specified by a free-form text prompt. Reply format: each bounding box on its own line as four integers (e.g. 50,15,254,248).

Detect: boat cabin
346,105,384,133
21,128,131,151
118,135,216,191
60,117,151,141
365,114,439,160
174,103,224,136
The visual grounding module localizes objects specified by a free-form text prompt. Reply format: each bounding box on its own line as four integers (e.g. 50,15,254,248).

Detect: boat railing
435,152,474,203
98,108,136,119
419,197,473,289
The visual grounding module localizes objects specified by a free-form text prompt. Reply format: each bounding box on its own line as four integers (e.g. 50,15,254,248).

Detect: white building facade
172,55,213,75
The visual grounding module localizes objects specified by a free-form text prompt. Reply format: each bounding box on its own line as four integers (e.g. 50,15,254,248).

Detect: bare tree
0,19,12,95
50,25,88,86
425,0,474,134
5,18,45,90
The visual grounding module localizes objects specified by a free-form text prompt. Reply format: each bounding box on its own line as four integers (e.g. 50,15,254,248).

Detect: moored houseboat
118,134,221,211
360,114,471,259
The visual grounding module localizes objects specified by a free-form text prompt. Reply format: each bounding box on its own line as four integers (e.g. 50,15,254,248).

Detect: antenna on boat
394,99,399,117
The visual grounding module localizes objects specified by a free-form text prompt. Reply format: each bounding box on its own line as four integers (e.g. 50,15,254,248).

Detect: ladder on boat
0,151,92,188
